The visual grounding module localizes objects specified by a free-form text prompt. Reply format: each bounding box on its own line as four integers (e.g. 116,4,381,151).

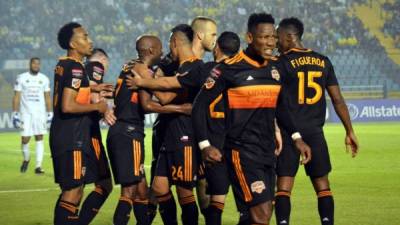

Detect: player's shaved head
136,35,162,56
191,16,216,33
135,35,163,65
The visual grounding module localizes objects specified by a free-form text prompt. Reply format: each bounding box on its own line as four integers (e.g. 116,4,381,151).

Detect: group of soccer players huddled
50,12,359,225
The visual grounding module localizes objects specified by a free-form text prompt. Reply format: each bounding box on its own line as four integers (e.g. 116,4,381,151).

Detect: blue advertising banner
327,99,400,122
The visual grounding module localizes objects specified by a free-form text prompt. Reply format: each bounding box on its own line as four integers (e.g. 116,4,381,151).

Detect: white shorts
20,113,47,136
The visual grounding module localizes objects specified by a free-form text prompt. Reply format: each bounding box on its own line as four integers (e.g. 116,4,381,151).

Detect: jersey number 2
297,71,322,104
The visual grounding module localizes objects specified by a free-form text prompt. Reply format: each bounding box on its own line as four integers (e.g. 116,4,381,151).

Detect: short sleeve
14,74,22,91
43,75,51,92
86,61,105,84
326,58,339,86
63,63,85,92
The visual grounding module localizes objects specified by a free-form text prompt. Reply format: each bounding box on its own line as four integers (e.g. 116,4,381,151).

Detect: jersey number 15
297,71,322,104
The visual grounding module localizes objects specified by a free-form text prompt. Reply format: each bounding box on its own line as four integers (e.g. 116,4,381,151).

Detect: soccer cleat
34,167,45,174
20,160,29,173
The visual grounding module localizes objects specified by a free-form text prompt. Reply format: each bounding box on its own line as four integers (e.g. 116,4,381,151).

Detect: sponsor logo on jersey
72,69,83,77
210,68,221,78
93,66,104,74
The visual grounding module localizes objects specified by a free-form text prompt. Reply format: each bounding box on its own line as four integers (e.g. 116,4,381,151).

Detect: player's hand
46,111,53,128
294,138,312,165
180,103,192,115
91,83,114,93
345,131,359,158
103,108,116,126
126,74,141,90
96,101,108,114
12,112,21,129
100,90,113,99
274,129,283,156
202,146,222,164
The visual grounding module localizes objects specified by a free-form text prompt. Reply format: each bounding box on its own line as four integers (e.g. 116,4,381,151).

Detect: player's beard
30,69,39,75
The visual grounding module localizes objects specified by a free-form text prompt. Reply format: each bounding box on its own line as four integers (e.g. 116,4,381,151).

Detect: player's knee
62,186,84,204
151,177,169,196
311,175,330,191
34,135,43,141
176,186,193,198
95,180,113,197
21,137,30,144
250,202,273,224
121,184,136,198
277,176,295,191
210,194,226,203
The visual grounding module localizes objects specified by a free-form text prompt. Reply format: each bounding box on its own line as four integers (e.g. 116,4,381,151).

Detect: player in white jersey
12,57,53,174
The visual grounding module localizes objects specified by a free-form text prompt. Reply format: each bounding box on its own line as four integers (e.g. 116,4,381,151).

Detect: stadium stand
0,0,399,109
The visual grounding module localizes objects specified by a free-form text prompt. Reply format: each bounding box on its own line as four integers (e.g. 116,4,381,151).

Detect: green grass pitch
0,122,399,225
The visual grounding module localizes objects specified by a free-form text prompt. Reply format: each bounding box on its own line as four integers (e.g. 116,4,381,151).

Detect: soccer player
274,17,359,225
191,13,311,225
128,31,240,225
12,57,52,174
78,48,113,225
50,22,111,224
190,16,218,217
127,24,203,225
106,34,191,225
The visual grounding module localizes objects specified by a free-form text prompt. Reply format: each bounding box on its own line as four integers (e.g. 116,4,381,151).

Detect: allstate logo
347,103,359,120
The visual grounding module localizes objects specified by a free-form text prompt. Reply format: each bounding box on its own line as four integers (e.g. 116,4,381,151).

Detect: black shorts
276,131,331,178
107,123,145,185
226,149,275,207
89,135,112,181
204,160,230,195
155,144,198,189
52,149,99,191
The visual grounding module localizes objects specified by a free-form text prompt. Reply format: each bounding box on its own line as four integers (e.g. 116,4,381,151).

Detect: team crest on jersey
251,181,266,194
72,78,81,89
271,67,280,81
204,77,216,89
72,69,83,77
92,71,102,81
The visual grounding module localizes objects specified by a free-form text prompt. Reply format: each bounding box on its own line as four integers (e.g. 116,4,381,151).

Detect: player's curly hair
247,13,275,33
171,24,194,42
57,22,82,50
217,31,240,57
278,17,304,40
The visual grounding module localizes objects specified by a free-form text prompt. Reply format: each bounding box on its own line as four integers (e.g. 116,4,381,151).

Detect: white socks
22,143,30,161
35,140,44,168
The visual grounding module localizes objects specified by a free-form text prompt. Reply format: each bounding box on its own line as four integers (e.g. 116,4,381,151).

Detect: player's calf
177,186,199,225
114,184,136,225
249,201,273,225
153,176,178,225
79,179,112,225
275,190,292,225
54,186,84,225
133,177,150,225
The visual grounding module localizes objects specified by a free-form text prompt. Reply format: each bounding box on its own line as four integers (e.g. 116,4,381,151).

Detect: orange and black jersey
50,57,91,156
162,58,203,151
189,61,227,149
113,60,146,132
279,48,338,135
192,50,299,165
85,61,105,134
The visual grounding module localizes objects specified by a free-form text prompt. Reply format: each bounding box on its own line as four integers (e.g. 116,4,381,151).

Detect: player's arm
139,89,191,115
61,66,107,114
326,58,358,157
192,72,227,163
12,91,21,113
327,85,359,157
12,76,22,128
61,88,107,114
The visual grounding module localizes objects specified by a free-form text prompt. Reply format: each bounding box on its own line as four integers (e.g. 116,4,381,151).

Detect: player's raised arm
192,66,226,163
